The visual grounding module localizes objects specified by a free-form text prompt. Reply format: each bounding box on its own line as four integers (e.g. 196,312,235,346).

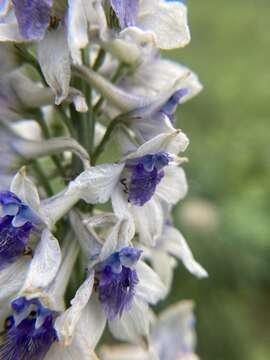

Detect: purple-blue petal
12,0,53,40
110,0,139,29
94,247,142,320
0,297,57,360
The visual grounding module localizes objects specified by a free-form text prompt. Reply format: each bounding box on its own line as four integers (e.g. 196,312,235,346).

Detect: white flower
55,212,166,346
100,301,199,360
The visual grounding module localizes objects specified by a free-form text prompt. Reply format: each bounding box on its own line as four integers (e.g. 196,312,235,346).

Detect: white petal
0,22,22,41
136,261,167,304
68,163,124,204
109,298,150,343
163,226,208,279
100,345,150,360
46,339,99,360
138,1,190,49
99,218,133,262
129,197,163,246
55,274,94,345
124,131,189,160
38,25,71,104
77,295,106,349
10,167,40,213
0,258,30,304
22,229,62,293
156,166,188,205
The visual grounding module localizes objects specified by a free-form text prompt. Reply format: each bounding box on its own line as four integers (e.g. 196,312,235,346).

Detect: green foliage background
166,0,270,359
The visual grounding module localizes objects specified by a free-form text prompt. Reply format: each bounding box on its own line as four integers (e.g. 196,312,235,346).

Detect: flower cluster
0,0,206,359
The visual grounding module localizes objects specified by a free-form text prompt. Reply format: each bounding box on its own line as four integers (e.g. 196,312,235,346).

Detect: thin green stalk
34,110,66,179
92,115,125,164
32,160,54,196
57,107,77,138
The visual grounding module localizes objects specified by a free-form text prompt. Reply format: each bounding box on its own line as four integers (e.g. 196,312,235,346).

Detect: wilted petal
38,25,71,105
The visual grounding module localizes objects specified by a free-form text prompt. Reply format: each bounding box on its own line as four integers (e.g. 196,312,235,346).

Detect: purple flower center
0,297,57,360
108,0,139,29
12,0,53,40
94,247,142,321
123,152,171,206
0,191,38,269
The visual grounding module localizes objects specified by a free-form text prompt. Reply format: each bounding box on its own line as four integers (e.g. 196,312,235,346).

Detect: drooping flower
100,301,199,360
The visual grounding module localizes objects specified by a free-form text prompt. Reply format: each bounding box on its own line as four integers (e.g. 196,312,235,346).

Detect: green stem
34,110,66,179
32,160,54,196
92,115,125,165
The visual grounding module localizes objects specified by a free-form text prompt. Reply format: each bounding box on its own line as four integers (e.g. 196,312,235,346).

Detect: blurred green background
167,0,270,359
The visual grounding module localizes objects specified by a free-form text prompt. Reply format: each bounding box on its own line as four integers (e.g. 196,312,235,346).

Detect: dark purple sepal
12,0,53,40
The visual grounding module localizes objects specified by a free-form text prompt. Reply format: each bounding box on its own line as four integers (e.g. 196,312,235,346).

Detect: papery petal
22,229,62,293
68,163,124,204
109,297,150,343
38,25,71,105
47,338,99,360
156,166,188,205
137,0,190,49
0,13,25,42
55,274,94,345
135,261,166,304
